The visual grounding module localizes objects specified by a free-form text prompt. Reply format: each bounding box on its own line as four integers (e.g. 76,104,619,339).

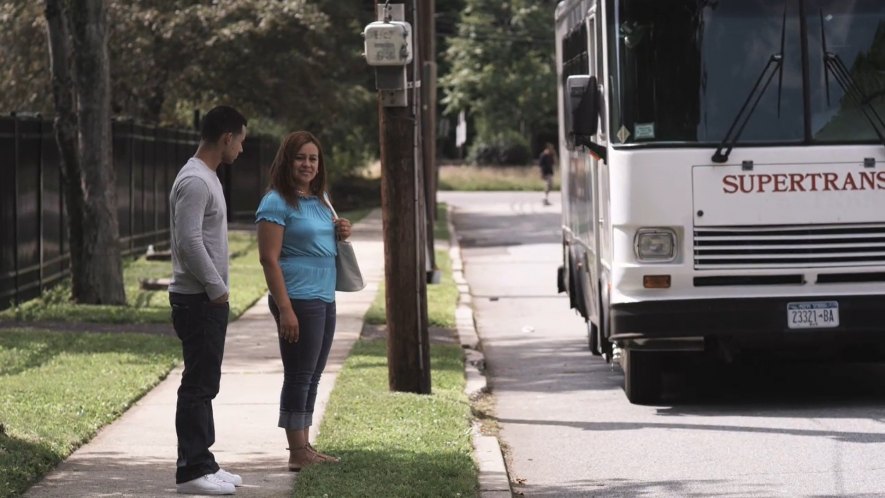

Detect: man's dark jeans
170,292,229,484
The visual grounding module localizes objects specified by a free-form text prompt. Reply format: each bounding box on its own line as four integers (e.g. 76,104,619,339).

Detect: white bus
555,0,885,403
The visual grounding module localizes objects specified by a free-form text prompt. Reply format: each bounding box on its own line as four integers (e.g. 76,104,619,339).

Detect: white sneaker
215,468,243,486
176,473,236,495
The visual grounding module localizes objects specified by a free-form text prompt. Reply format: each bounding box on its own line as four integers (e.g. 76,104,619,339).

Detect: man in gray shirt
169,105,247,495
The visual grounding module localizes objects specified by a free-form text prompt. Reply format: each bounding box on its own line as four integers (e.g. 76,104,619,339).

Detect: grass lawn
0,208,371,325
438,164,561,191
0,203,475,497
301,201,477,497
0,207,376,498
0,231,264,324
365,204,458,329
0,329,180,498
296,340,475,497
364,249,457,329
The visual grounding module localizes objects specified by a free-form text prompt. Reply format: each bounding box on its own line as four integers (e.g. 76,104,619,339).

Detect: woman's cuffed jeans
269,296,336,430
170,292,229,484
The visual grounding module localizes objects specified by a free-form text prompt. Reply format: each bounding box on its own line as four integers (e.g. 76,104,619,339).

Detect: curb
446,205,513,498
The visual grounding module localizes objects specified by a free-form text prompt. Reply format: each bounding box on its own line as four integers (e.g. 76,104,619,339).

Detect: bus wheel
557,265,567,293
568,263,581,311
600,331,613,361
623,348,662,404
587,321,601,355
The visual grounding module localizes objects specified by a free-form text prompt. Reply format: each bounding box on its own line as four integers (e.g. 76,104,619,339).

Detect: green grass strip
365,205,457,329
438,165,561,191
364,249,456,329
295,340,476,497
0,231,264,324
2,210,373,325
0,328,180,498
303,201,476,496
0,208,378,498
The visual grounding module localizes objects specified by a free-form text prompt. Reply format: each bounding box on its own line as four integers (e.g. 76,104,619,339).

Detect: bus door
584,7,602,328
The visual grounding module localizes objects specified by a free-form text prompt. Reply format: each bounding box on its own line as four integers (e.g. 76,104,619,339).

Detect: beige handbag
323,193,366,292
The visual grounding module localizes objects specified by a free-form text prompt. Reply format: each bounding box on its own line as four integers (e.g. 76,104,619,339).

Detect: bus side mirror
567,75,599,139
566,75,605,160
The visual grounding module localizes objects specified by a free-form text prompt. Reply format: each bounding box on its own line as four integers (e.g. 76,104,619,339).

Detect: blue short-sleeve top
255,190,337,303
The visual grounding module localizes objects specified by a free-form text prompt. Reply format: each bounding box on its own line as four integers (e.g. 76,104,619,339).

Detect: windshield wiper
820,11,885,150
712,8,787,163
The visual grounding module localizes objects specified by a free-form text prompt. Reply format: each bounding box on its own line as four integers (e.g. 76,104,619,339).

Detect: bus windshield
608,0,885,147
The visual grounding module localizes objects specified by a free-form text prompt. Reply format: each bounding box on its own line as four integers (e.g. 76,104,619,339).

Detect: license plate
787,301,839,329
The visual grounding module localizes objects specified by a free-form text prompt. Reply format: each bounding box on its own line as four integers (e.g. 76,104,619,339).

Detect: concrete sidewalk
25,210,385,498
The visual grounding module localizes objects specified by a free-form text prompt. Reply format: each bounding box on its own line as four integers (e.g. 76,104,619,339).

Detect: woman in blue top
256,131,352,471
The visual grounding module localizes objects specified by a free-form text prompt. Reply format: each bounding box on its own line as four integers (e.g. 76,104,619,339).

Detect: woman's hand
278,306,300,343
335,218,352,240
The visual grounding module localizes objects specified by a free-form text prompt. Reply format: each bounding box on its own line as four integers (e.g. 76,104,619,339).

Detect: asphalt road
441,191,885,497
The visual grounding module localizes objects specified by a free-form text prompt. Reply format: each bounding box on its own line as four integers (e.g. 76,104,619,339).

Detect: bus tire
557,265,567,294
623,348,662,404
587,320,601,355
598,287,614,360
568,258,581,311
571,259,592,319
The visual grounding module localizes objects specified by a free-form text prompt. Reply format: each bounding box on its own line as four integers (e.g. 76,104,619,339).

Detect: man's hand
210,292,229,304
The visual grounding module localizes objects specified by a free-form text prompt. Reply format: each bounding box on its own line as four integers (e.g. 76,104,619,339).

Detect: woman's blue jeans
269,296,336,430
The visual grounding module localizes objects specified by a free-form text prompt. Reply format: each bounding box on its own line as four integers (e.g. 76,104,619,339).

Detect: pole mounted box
364,5,410,107
363,21,413,66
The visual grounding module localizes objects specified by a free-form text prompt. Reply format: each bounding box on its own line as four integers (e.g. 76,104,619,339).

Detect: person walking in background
256,131,352,472
168,105,247,495
539,142,557,205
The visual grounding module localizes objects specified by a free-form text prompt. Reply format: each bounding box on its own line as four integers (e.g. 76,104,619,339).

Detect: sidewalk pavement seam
446,204,513,498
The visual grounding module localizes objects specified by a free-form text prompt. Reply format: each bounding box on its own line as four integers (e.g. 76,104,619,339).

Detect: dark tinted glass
807,0,885,143
610,0,885,145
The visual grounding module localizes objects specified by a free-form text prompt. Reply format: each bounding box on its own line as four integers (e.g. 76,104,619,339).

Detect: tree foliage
0,0,378,175
0,2,50,114
440,0,558,159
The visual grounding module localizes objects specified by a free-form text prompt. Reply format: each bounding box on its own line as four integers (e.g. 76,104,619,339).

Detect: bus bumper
610,295,885,346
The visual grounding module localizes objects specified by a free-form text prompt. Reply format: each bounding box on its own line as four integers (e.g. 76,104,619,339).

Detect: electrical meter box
364,21,412,66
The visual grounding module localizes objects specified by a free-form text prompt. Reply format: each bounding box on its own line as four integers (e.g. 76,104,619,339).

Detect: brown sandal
287,446,324,472
307,443,340,463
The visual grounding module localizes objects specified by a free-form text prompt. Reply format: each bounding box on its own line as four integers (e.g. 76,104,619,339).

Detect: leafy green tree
0,2,52,115
0,0,378,176
106,0,377,176
440,0,558,161
0,0,383,305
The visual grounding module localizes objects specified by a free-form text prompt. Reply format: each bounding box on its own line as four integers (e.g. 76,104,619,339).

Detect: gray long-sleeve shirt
168,157,229,300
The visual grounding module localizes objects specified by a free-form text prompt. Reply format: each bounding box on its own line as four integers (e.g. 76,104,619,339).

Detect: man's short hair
200,106,247,142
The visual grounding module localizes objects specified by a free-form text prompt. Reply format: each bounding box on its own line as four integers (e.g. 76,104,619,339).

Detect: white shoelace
214,469,242,485
206,474,229,485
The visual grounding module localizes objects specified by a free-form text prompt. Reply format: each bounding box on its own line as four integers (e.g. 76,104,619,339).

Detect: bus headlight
634,228,677,262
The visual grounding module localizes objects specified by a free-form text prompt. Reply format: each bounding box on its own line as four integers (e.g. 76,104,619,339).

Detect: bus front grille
693,224,885,270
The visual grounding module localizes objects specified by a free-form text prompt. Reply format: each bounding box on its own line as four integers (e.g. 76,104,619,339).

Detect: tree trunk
45,0,126,304
44,0,88,300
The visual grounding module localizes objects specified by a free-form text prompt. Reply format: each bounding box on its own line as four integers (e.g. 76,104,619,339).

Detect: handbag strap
322,191,339,220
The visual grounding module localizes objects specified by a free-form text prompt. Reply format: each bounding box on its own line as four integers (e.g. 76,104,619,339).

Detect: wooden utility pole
374,1,431,394
418,0,437,277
